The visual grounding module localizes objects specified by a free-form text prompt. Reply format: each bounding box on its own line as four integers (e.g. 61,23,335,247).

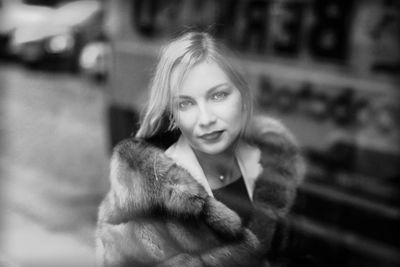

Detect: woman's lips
198,130,224,141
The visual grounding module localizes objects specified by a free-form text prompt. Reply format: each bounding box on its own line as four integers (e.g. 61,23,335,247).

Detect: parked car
79,39,110,82
10,0,103,71
0,0,52,58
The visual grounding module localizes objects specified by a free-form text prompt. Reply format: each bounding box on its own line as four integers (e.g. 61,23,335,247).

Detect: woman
96,32,305,267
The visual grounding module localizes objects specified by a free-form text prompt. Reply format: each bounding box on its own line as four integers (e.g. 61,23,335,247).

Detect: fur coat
96,116,305,267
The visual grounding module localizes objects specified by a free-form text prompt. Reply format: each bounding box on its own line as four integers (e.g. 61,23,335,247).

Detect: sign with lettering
131,0,354,61
128,0,399,74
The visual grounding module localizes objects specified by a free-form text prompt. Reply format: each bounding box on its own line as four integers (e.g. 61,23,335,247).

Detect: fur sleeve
98,138,208,225
250,115,305,212
156,228,264,267
155,196,265,267
248,115,306,252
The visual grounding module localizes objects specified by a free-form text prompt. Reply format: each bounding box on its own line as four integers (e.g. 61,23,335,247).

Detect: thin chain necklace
216,157,237,182
194,147,239,185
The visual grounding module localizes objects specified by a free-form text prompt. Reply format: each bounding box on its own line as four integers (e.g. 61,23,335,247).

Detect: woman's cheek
223,96,242,119
176,110,197,131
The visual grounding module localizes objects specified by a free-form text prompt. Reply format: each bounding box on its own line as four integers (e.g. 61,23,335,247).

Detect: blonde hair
136,31,253,139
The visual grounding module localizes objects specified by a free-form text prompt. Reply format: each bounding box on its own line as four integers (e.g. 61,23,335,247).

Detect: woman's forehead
171,61,231,96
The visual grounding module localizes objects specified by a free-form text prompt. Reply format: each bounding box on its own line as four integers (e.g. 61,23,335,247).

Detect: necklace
217,158,237,182
197,152,238,184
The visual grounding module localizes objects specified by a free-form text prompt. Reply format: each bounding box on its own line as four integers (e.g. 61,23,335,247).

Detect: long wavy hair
136,31,254,140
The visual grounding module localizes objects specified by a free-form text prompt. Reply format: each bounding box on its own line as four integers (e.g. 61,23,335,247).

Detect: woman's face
172,61,243,155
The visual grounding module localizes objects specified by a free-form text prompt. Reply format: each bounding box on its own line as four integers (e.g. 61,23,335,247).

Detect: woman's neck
193,146,240,188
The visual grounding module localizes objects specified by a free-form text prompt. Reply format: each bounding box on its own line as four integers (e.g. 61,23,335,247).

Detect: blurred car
10,0,103,71
0,0,53,58
79,39,110,82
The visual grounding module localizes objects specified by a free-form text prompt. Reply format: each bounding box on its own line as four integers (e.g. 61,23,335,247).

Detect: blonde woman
97,32,305,267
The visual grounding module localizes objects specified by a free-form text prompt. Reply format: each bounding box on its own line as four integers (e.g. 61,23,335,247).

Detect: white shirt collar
165,136,262,200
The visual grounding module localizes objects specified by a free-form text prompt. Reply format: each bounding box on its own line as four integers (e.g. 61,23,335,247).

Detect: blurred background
0,0,399,266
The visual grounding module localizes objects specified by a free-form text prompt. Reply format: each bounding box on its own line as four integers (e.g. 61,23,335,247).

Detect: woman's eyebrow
175,95,192,100
176,83,229,98
207,83,230,94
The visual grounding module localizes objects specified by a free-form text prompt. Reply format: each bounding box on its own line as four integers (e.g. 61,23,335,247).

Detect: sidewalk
0,209,96,267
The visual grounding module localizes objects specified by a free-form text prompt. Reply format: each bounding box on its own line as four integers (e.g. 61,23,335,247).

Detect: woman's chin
195,140,232,155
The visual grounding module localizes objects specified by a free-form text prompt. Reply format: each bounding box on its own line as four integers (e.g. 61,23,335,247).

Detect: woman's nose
198,104,216,127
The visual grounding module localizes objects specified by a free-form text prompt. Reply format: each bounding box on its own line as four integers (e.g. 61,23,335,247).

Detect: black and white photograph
0,0,399,266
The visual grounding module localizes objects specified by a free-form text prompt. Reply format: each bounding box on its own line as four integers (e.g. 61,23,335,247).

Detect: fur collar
166,135,261,199
100,115,305,225
166,115,305,199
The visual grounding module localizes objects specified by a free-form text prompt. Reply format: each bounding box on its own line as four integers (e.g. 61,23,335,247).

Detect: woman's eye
178,100,193,110
211,91,228,101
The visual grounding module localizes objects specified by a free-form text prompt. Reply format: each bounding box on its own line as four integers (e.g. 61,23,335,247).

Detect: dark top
212,176,254,226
